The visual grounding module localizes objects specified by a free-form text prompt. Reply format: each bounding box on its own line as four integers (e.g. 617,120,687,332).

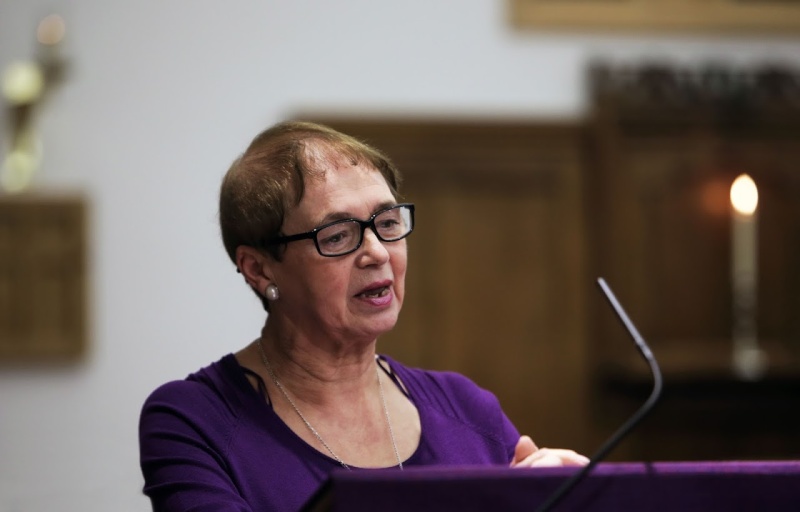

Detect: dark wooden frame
510,0,800,33
0,193,88,361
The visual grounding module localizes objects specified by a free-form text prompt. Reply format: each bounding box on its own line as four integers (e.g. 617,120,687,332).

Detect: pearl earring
265,284,280,301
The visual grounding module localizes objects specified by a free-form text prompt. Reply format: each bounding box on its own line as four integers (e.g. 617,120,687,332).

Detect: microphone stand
533,278,663,512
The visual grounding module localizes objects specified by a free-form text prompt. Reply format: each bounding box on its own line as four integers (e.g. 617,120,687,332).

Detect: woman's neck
256,319,379,407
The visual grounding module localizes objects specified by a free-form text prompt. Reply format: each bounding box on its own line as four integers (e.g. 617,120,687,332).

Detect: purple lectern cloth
303,460,800,512
139,354,519,512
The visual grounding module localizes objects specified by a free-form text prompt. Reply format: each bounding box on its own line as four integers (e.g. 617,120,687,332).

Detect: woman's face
267,160,407,345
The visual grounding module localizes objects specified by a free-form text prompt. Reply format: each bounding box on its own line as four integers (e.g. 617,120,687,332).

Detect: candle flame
730,174,758,215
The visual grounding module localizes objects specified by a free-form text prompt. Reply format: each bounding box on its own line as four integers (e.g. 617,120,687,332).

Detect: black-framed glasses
264,203,415,257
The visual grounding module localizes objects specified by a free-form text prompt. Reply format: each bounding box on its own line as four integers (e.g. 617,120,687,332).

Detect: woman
139,121,587,512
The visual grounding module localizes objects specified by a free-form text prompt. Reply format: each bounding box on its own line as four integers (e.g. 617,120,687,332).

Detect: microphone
533,277,663,512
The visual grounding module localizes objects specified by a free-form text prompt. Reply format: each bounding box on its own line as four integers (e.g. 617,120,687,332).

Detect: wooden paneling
309,120,592,453
311,85,800,463
587,64,800,461
0,193,88,361
509,0,800,33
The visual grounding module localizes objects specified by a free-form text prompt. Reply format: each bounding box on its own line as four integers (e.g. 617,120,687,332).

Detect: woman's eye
378,219,400,229
320,230,351,247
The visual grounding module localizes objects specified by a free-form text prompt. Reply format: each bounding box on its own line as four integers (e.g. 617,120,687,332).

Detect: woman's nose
358,227,390,265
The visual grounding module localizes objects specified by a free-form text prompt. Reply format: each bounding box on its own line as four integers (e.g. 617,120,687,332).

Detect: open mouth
358,286,390,299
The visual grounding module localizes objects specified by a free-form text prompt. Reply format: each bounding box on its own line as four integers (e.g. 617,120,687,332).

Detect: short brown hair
219,121,402,307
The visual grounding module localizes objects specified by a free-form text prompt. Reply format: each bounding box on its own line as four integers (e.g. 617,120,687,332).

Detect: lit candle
730,173,765,379
730,174,758,296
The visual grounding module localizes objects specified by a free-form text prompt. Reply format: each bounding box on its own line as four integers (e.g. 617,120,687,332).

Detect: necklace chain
256,339,403,470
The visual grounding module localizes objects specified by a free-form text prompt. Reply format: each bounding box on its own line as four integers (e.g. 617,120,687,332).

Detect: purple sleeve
139,381,252,512
501,408,521,463
453,374,520,463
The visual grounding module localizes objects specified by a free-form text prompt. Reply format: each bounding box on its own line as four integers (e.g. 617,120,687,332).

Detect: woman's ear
235,245,274,295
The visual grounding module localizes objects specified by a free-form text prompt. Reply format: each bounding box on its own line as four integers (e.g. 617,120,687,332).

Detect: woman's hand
510,435,590,468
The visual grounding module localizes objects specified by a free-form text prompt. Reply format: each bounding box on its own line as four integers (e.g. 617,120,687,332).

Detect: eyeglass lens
316,205,412,256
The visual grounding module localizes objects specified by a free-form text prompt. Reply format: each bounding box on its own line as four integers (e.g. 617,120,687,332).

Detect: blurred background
1,1,799,511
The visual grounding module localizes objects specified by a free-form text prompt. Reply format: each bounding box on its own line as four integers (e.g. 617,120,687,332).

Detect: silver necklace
256,339,403,470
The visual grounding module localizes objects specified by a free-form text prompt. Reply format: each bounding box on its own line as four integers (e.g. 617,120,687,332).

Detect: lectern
302,461,800,512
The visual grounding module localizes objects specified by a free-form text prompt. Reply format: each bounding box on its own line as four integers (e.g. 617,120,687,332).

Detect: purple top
139,354,520,512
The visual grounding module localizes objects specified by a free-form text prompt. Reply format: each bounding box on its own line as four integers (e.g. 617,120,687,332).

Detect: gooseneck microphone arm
533,277,663,512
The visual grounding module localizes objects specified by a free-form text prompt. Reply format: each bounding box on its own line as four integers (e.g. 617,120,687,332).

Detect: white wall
0,1,798,510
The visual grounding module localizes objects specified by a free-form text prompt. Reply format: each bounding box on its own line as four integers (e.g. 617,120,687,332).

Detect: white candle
730,174,758,298
730,173,764,379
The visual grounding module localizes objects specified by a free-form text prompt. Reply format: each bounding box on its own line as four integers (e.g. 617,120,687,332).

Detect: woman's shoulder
140,354,247,426
383,354,483,388
381,355,503,416
382,355,518,461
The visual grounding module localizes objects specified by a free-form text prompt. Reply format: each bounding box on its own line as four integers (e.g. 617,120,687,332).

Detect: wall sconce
2,14,68,193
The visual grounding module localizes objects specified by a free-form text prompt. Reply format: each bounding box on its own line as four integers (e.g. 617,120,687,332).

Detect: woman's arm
139,382,253,512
